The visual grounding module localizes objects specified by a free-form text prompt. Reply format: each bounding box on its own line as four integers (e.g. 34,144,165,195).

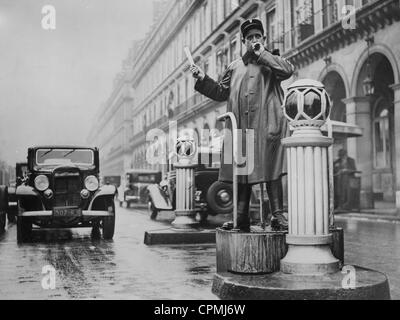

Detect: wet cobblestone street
0,204,218,299
0,204,399,299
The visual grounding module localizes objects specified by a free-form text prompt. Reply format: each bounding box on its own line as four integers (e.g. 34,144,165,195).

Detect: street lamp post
363,36,375,96
280,79,340,274
171,136,199,230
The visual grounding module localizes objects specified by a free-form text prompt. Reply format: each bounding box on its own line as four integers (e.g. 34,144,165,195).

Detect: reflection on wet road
336,217,400,299
0,204,218,299
1,206,399,299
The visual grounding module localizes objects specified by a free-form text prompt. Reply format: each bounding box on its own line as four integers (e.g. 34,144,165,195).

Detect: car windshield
35,148,94,166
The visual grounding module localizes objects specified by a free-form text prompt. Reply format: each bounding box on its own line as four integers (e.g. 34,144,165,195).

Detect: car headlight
34,175,49,191
84,175,99,191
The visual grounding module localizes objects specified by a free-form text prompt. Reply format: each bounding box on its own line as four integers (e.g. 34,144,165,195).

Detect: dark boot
222,184,252,232
266,178,288,231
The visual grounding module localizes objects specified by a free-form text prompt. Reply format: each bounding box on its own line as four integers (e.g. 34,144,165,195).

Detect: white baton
184,46,195,65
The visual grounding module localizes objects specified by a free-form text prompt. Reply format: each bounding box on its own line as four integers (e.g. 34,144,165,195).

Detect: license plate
53,207,82,217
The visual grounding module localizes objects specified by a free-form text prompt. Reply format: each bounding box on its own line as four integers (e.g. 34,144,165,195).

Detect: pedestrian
189,18,294,231
334,149,357,210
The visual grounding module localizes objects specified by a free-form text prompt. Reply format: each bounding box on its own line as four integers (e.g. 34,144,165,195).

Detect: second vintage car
16,146,116,243
117,169,162,208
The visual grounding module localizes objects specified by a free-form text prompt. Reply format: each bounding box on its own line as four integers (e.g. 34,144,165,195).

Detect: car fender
147,184,173,210
0,185,8,211
7,186,17,203
16,185,40,198
88,185,116,210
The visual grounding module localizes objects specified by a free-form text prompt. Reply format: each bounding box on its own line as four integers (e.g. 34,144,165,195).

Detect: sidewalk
334,207,400,223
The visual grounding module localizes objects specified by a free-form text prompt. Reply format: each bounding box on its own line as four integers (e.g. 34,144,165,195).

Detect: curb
335,212,400,224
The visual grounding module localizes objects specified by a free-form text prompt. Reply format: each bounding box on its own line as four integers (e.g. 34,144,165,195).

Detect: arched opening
357,53,395,203
322,71,347,156
323,71,347,122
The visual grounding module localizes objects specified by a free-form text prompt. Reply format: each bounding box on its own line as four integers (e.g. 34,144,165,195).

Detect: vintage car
102,175,121,188
0,185,7,232
5,162,28,223
117,169,162,207
147,146,239,222
15,146,116,243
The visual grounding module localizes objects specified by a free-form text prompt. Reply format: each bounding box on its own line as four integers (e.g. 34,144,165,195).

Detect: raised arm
256,50,294,81
193,67,232,102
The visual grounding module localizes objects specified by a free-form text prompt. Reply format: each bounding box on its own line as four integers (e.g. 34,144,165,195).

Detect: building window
373,102,391,169
205,1,211,36
176,83,180,105
290,0,298,47
211,0,217,31
322,0,330,28
217,0,224,25
229,38,238,63
266,8,276,48
203,57,209,75
216,49,227,79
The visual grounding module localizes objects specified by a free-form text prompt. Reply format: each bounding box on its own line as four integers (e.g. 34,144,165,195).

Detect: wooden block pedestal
216,227,287,274
212,227,390,299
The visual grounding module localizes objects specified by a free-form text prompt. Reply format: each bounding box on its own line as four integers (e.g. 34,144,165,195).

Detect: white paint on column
297,146,305,235
314,146,323,235
291,147,298,234
305,146,315,235
322,148,329,234
287,148,292,234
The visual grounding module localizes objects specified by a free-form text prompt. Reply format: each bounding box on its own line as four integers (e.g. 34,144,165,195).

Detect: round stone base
212,266,390,300
280,244,340,275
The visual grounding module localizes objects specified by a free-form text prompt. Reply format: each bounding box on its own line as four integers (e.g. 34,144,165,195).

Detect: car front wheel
206,181,233,215
0,186,8,232
102,203,115,240
17,217,32,243
102,216,115,240
0,211,5,233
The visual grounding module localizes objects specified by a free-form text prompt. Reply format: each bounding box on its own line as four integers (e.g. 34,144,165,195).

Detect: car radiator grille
53,175,81,207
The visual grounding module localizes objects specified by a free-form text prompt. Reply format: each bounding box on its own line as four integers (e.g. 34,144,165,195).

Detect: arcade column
342,96,374,209
390,83,400,212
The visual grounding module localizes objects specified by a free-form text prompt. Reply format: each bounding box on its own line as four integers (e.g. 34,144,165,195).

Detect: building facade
88,0,400,210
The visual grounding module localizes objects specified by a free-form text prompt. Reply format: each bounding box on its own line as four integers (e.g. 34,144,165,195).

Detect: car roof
30,145,97,150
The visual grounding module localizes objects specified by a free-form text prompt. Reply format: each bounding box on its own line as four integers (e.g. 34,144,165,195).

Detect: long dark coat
195,49,294,185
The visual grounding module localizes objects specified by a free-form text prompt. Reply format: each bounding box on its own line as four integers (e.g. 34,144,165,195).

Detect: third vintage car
15,146,116,243
147,146,235,222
